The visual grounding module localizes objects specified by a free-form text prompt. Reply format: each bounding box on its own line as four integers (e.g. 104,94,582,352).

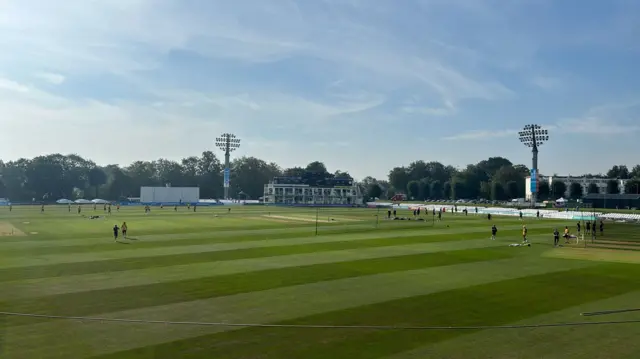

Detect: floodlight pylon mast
215,133,241,200
518,124,549,207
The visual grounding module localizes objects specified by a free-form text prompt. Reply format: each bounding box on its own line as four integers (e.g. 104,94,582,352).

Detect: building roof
583,193,640,200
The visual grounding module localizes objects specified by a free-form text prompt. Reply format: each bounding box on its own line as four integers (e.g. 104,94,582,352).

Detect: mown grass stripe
90,263,640,359
0,221,554,250
0,224,528,255
2,247,514,326
0,238,511,299
3,257,593,359
388,289,640,359
0,224,555,269
0,229,522,283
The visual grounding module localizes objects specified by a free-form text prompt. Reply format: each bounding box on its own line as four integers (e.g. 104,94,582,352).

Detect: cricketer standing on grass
553,228,560,246
491,225,497,240
113,224,119,241
522,225,529,243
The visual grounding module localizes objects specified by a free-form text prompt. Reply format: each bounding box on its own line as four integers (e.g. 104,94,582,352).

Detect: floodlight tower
518,124,549,207
215,133,241,199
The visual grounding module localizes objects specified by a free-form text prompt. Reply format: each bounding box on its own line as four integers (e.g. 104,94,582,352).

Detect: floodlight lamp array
518,124,549,148
215,133,241,152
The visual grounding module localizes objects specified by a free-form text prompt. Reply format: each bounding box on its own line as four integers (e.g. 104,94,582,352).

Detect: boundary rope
2,311,640,330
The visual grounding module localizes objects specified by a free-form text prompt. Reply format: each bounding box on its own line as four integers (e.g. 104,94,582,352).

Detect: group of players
491,218,604,248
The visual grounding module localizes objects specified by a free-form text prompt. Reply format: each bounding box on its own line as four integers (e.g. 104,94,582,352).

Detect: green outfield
1,205,640,359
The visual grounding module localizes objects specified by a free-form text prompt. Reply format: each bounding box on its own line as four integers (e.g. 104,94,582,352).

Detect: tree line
1,153,639,202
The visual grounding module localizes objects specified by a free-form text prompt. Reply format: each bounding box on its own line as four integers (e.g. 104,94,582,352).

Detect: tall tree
420,180,431,200
88,167,107,198
406,180,421,200
505,181,519,199
367,183,382,199
490,181,505,201
569,182,583,199
624,179,640,194
479,181,492,199
477,157,513,178
430,180,443,199
305,161,328,174
443,181,452,199
537,182,551,200
606,180,620,194
551,180,567,199
451,179,466,200
587,183,599,194
606,165,630,179
231,157,282,199
283,167,306,177
333,170,352,179
388,167,410,194
631,165,640,179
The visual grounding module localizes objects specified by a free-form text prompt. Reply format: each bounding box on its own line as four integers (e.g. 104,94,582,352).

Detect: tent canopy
556,197,567,202
56,199,74,204
74,199,92,204
91,199,110,204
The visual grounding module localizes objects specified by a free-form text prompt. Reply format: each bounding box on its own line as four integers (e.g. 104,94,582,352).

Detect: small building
525,175,629,200
263,173,363,206
582,193,640,209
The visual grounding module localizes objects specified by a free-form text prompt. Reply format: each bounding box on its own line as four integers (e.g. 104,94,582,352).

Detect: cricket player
113,224,119,241
522,225,529,244
491,225,497,240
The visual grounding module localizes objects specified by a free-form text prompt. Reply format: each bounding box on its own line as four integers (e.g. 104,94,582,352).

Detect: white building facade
263,177,363,205
525,175,628,200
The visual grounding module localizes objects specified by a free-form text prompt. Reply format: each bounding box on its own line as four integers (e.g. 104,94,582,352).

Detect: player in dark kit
491,225,497,240
553,228,560,247
576,221,581,235
113,224,119,241
586,221,591,235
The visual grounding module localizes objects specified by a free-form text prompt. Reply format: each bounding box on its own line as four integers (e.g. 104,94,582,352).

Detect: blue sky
0,0,639,180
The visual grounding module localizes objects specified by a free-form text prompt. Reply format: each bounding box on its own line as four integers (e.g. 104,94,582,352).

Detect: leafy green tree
407,180,421,200
443,181,452,199
420,180,431,200
569,182,584,199
367,183,382,199
451,180,466,200
606,180,620,194
587,183,599,194
88,167,107,198
430,180,443,199
505,181,519,199
606,165,630,179
537,181,550,200
305,161,329,175
551,180,567,199
624,180,640,194
490,181,505,201
388,167,411,195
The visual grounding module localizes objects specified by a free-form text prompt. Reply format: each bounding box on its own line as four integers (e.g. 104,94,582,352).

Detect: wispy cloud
0,77,30,92
531,76,562,90
442,129,517,141
0,0,639,179
34,72,65,85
